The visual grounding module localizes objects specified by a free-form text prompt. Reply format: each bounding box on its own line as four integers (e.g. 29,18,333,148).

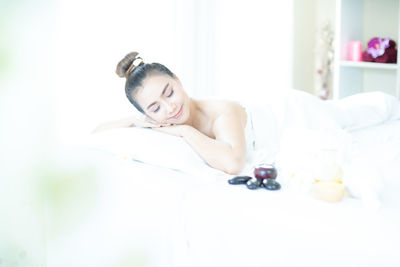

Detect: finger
144,116,158,124
145,118,167,128
141,122,162,128
91,126,106,134
140,123,158,128
151,127,164,132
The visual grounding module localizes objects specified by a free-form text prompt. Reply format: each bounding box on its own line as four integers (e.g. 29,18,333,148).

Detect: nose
164,101,177,115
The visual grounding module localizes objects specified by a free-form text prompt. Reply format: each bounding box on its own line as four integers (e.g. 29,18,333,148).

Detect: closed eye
167,89,174,97
153,106,160,113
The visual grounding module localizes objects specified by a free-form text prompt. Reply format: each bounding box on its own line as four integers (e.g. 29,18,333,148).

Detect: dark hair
116,51,175,113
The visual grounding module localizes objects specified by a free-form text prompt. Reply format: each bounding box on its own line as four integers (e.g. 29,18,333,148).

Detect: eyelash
153,88,174,113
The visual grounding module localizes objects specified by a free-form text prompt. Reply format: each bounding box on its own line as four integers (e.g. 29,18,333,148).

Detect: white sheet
178,121,400,267
47,119,400,267
48,90,400,267
240,90,400,208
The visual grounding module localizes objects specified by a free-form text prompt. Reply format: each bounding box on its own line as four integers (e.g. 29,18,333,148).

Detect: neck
185,97,199,127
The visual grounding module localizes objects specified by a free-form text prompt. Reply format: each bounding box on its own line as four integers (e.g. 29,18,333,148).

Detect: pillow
329,91,400,131
281,89,344,131
82,127,225,178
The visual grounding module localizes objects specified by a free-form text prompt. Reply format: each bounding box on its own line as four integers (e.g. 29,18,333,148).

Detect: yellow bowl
313,180,346,203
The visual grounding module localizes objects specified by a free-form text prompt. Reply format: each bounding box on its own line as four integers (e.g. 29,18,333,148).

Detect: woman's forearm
181,126,245,174
92,117,136,133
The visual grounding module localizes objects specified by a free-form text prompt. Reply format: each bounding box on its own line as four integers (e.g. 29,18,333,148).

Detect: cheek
177,92,187,104
149,111,168,123
174,86,185,99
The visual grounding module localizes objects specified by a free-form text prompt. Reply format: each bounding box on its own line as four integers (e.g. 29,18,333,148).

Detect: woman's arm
154,110,247,175
91,116,136,133
91,115,166,133
184,115,246,174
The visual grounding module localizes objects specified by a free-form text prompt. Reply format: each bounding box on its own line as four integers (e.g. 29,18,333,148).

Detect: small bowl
313,181,345,203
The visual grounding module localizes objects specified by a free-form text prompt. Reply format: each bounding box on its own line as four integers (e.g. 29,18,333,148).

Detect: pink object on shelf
348,40,363,61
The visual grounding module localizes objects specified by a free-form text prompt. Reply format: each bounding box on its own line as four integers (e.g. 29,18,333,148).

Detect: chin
171,114,187,125
180,105,190,123
168,103,189,124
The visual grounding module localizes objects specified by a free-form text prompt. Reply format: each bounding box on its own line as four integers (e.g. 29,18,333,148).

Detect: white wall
292,0,336,95
292,0,317,94
52,0,182,143
214,0,293,104
173,0,294,105
48,0,294,144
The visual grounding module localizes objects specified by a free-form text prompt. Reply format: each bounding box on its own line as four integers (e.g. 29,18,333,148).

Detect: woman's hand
143,116,173,128
151,124,189,137
91,115,170,134
91,120,130,134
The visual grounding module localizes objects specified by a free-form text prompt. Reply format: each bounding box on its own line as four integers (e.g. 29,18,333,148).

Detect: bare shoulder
198,99,246,116
197,99,247,129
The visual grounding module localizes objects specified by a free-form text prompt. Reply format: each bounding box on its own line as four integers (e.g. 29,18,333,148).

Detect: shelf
334,0,400,99
340,60,397,70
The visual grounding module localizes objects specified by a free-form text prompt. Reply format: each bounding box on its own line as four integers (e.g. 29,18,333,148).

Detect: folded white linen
244,89,400,209
82,89,400,209
273,120,400,210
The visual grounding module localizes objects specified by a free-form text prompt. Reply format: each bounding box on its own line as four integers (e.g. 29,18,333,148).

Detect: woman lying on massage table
92,51,248,175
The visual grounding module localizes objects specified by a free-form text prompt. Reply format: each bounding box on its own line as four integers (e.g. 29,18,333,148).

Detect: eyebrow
146,82,169,110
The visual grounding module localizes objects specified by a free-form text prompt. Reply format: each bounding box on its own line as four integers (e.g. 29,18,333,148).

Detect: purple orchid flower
367,37,390,58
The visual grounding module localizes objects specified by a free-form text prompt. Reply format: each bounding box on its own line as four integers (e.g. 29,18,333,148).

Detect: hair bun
116,51,144,78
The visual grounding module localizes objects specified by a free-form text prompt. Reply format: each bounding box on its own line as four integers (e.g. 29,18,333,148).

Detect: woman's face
134,73,190,124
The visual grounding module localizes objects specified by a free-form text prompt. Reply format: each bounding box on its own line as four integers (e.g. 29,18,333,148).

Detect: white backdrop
49,0,294,144
0,0,293,266
0,0,294,143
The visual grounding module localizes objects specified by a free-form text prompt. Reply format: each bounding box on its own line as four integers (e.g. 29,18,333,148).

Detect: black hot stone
262,179,281,190
246,177,262,190
228,176,252,185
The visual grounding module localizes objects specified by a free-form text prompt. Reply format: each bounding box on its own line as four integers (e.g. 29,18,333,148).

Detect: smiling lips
172,106,183,119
